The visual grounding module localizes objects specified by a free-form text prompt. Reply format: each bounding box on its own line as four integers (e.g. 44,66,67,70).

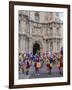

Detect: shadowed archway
33,43,40,55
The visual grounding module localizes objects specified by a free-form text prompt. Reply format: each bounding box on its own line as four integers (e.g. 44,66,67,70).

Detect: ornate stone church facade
19,10,63,55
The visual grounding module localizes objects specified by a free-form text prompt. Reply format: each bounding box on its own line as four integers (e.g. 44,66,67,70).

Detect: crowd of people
19,48,63,76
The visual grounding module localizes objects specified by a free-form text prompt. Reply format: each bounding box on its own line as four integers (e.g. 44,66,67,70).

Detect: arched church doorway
33,43,40,55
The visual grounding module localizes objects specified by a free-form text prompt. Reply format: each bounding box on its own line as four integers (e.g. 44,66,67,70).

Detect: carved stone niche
32,27,35,33
33,23,37,27
55,23,60,29
38,23,42,28
49,23,52,28
52,22,56,27
32,26,40,34
36,28,41,34
40,29,42,34
45,28,48,36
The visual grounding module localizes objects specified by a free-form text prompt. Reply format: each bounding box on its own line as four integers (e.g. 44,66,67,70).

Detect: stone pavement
19,64,63,79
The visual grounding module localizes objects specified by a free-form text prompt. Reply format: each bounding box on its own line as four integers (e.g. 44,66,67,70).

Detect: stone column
29,22,32,36
25,38,29,53
60,39,63,49
48,42,50,54
19,35,22,53
20,20,24,33
19,35,26,53
53,40,57,53
43,39,47,53
19,35,21,53
29,21,33,53
53,27,56,36
45,40,48,52
47,40,49,52
23,36,26,53
20,16,27,34
29,38,32,53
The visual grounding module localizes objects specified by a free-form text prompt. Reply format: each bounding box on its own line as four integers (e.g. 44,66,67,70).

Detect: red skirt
47,64,52,69
60,62,63,67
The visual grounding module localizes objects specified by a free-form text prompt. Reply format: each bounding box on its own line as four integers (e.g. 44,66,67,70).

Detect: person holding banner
34,60,41,76
34,51,41,76
46,56,52,74
26,60,30,75
59,48,63,74
58,47,63,74
47,48,53,74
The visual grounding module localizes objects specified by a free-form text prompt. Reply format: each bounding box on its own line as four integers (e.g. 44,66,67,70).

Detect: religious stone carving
19,10,63,53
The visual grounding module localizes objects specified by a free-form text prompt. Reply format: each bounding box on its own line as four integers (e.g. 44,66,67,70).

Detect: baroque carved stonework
19,10,63,53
